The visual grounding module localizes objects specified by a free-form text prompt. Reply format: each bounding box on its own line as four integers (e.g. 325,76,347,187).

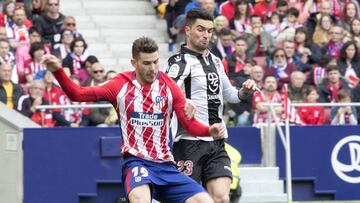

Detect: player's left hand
209,123,226,140
184,99,197,120
241,79,257,95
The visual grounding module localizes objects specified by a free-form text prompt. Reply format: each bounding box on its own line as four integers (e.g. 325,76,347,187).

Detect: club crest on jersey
155,96,166,108
214,58,221,69
167,64,180,78
207,72,219,93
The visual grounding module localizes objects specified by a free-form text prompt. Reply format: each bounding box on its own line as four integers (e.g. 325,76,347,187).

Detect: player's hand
209,123,226,140
184,99,197,120
41,54,62,73
239,79,257,100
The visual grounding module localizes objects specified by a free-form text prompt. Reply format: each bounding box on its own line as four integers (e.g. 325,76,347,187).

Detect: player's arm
167,75,225,139
220,64,256,103
42,54,114,102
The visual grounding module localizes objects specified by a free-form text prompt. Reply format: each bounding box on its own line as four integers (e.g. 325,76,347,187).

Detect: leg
128,184,151,203
185,192,214,203
206,177,232,203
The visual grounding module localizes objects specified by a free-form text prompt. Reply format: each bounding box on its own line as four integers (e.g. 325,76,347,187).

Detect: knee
128,193,150,203
212,194,230,203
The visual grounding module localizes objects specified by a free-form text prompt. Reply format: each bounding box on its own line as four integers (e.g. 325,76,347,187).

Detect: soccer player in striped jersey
166,9,256,203
42,37,226,203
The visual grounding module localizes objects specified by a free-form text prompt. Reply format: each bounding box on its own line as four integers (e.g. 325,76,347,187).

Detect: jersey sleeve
164,74,211,137
53,68,119,105
165,54,190,87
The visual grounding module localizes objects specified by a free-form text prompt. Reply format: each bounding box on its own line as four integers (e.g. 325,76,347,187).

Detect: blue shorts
122,156,205,203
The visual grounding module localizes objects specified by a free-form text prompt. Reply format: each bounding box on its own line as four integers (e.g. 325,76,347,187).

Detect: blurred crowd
154,0,360,126
0,0,118,127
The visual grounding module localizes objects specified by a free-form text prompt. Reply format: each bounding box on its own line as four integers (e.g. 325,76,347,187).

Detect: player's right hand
209,123,226,140
41,54,62,73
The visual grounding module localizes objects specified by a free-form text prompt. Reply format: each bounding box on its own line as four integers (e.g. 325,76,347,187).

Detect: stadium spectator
219,0,236,21
25,0,47,22
253,0,277,22
222,36,248,84
319,64,350,103
0,39,18,83
250,65,264,89
0,26,7,40
210,15,229,47
276,7,301,43
275,0,289,22
7,7,31,49
243,15,275,58
264,48,296,87
201,0,218,18
264,13,282,39
306,1,337,37
52,29,74,59
0,62,24,110
331,88,358,125
312,15,333,47
15,26,43,85
62,37,88,78
164,0,192,40
24,42,46,84
337,41,360,88
185,0,203,14
0,0,32,29
105,70,117,81
42,37,224,203
229,0,252,35
324,24,345,59
62,16,82,38
33,0,65,45
211,28,234,59
340,2,359,31
297,85,324,125
83,62,105,87
253,75,283,124
294,27,322,66
288,71,307,102
350,18,360,46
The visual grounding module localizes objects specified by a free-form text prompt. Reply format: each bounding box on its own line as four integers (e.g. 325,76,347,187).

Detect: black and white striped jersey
166,45,241,141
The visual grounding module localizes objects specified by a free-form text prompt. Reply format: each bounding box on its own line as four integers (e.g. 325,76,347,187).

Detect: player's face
186,19,214,53
133,52,159,85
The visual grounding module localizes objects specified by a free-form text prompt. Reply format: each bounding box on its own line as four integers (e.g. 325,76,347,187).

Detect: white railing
262,102,360,203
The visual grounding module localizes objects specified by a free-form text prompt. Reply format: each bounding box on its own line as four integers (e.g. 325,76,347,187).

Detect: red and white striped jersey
53,69,210,163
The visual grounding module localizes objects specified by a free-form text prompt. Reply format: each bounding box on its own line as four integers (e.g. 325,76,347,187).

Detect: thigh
122,159,153,198
155,169,206,203
128,184,151,203
173,140,204,182
202,140,232,184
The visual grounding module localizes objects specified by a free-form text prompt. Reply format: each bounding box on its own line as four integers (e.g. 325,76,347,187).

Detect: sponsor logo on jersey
130,112,164,127
331,135,360,183
207,72,219,93
167,64,180,78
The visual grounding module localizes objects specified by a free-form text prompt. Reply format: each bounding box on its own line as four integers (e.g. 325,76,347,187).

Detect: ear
185,25,191,36
131,58,137,69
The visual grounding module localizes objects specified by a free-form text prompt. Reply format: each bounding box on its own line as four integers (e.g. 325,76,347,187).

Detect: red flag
282,84,305,125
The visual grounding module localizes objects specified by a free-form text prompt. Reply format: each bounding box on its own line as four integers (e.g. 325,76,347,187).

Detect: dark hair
60,29,74,42
342,2,358,24
338,88,351,100
234,0,250,20
276,0,288,8
271,48,286,60
70,37,87,53
105,70,117,80
326,64,340,72
85,55,99,64
244,58,257,66
219,28,232,36
132,37,159,59
350,17,360,36
29,42,45,58
29,26,41,35
185,8,214,27
319,54,333,67
287,7,299,18
306,85,319,96
233,35,247,43
250,14,261,22
295,27,312,48
263,74,276,83
339,41,359,62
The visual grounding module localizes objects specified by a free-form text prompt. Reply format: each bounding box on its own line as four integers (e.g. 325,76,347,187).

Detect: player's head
185,9,214,53
131,37,159,85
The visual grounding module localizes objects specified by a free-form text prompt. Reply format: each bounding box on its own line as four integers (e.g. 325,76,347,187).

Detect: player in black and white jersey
166,9,256,203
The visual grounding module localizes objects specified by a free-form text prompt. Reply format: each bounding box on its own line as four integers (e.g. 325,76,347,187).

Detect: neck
186,42,206,55
47,12,59,19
